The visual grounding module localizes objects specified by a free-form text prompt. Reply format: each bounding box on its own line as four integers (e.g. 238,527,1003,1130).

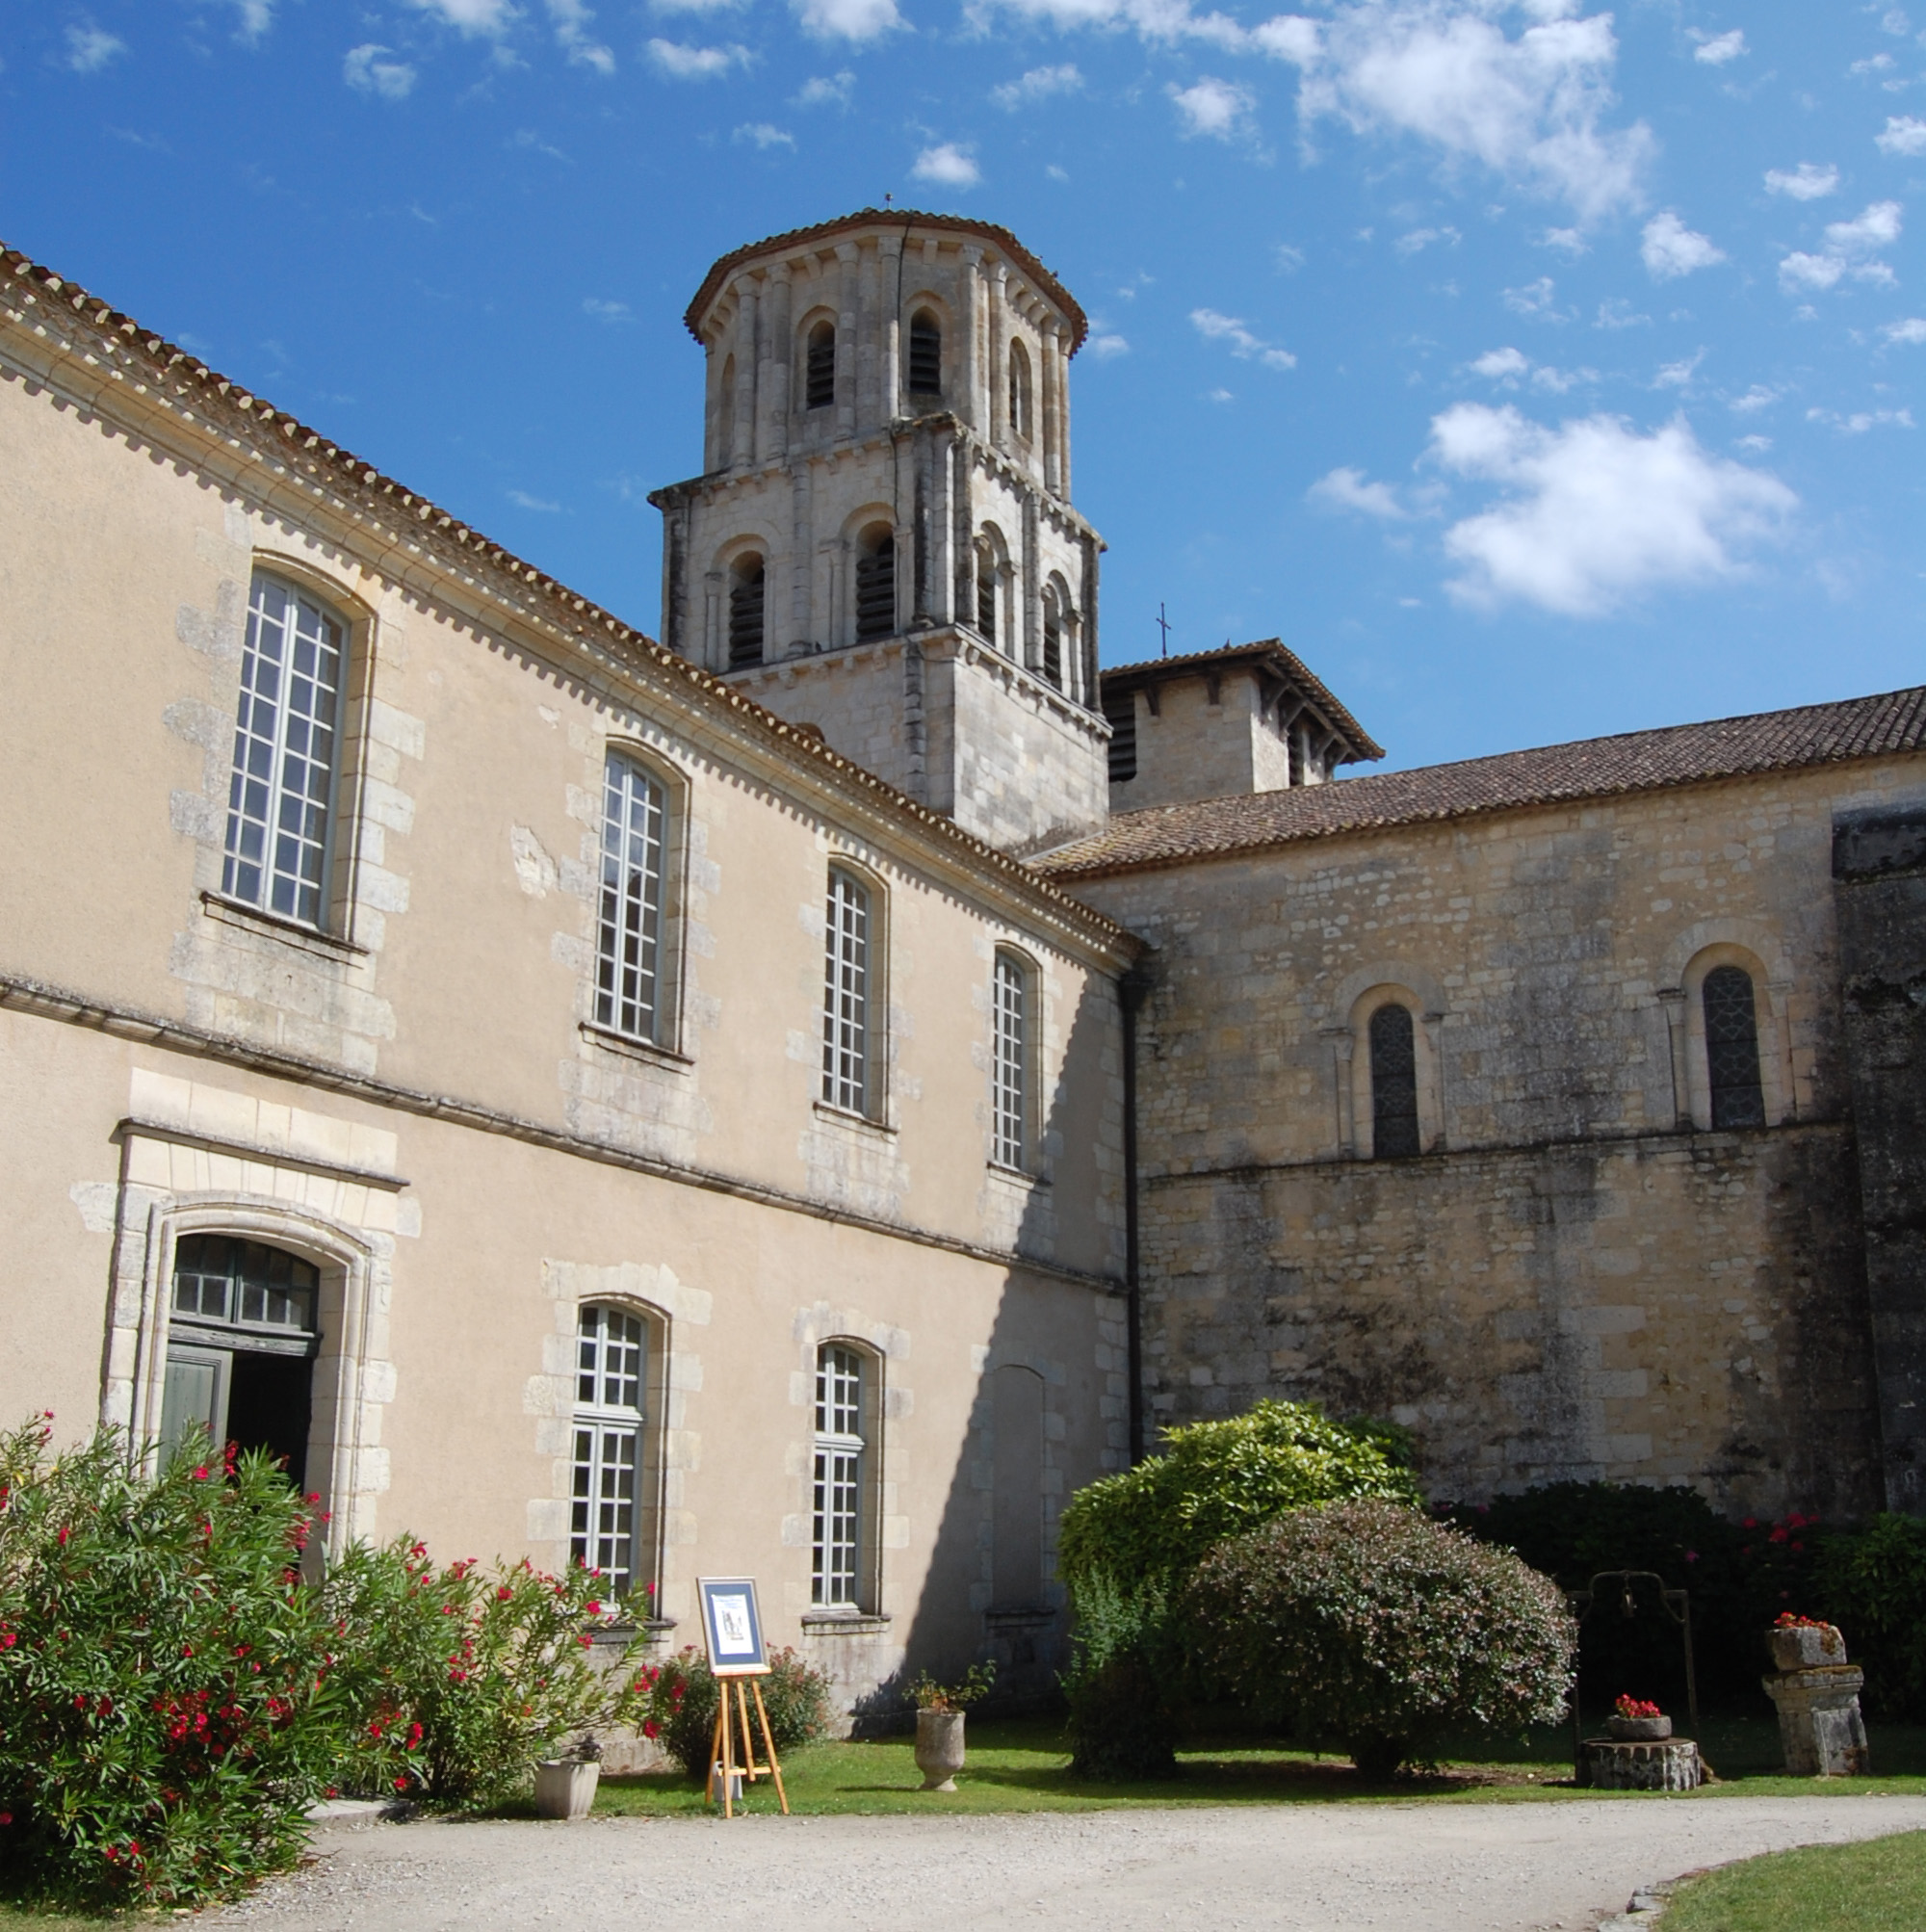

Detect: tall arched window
595,754,668,1043
992,950,1031,1169
716,353,736,462
1369,1003,1420,1159
908,308,942,397
1008,338,1033,440
806,320,836,410
727,553,766,668
222,572,348,929
822,867,873,1114
1041,587,1064,689
975,542,998,645
161,1235,320,1483
1704,964,1766,1129
572,1305,647,1597
854,524,896,641
812,1343,871,1609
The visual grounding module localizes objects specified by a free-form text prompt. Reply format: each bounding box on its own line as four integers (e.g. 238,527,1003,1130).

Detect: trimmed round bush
1185,1499,1575,1778
1056,1400,1420,1595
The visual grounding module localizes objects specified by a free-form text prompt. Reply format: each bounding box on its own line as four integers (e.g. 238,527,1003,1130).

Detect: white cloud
1471,344,1592,391
226,0,274,41
1191,306,1296,369
1275,243,1308,273
1541,225,1588,255
1827,199,1904,252
1595,297,1650,328
735,120,795,147
647,38,750,76
583,298,633,322
993,63,1082,108
1089,331,1131,357
1882,317,1926,344
1430,404,1797,614
406,0,515,33
651,0,750,9
548,0,614,70
1877,116,1926,156
1853,53,1897,79
1884,7,1913,36
1503,275,1563,319
912,143,981,186
1691,28,1746,66
1310,465,1408,518
1471,346,1529,380
1807,405,1914,433
792,0,900,40
794,70,853,106
1395,224,1461,256
1735,434,1771,454
1641,211,1725,281
1764,163,1839,201
508,489,563,511
1169,76,1255,141
1730,385,1779,413
1207,387,1235,403
1779,251,1845,292
1268,0,1655,222
345,43,417,97
64,23,126,72
1653,351,1704,390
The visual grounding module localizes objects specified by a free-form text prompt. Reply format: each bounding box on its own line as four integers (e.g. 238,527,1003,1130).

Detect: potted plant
1769,1612,1847,1673
907,1663,996,1791
1605,1695,1671,1741
534,1736,603,1820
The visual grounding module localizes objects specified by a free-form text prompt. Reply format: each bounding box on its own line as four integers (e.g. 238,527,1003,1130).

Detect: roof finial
884,192,893,207
1157,602,1171,659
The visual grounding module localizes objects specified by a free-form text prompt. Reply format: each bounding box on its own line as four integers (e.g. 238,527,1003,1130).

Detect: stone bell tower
650,210,1109,853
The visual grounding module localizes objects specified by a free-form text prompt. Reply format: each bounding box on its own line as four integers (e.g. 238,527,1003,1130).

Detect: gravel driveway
212,1795,1926,1931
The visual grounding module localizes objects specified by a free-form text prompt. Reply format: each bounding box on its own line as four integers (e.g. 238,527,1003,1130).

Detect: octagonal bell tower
650,209,1109,853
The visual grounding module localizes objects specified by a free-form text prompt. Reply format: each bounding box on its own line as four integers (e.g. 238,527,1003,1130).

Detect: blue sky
5,2,1923,772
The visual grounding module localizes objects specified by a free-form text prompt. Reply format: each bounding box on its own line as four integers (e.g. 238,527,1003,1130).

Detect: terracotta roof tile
1036,685,1926,879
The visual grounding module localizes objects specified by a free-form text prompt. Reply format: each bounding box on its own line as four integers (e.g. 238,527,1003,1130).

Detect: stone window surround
989,943,1042,1178
1660,928,1799,1133
820,854,892,1126
567,1296,672,1606
105,1143,401,1563
1323,963,1449,1161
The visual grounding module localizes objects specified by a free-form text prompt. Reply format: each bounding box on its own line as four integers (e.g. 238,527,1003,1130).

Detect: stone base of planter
1578,1737,1702,1791
915,1709,967,1791
534,1760,601,1821
1762,1665,1869,1776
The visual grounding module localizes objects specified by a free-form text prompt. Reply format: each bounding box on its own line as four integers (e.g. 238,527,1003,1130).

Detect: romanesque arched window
1369,1002,1420,1159
1704,964,1766,1130
908,308,942,397
727,553,766,668
717,353,736,461
854,524,895,641
1008,338,1033,441
806,321,836,410
1041,585,1064,689
975,540,998,646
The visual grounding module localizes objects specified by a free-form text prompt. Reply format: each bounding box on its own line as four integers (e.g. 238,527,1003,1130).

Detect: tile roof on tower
1035,684,1926,879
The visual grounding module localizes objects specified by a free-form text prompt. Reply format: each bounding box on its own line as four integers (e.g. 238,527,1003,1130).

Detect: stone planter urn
1763,1623,1868,1776
1605,1714,1673,1741
915,1710,968,1791
534,1758,601,1821
1769,1622,1847,1672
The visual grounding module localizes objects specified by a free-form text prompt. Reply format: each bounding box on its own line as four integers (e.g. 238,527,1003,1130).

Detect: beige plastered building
4,210,1924,1720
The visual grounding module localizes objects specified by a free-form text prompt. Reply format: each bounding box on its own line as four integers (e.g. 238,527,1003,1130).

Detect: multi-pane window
595,756,667,1042
221,573,347,927
822,869,872,1113
1369,1003,1420,1160
908,310,942,397
812,1344,866,1608
571,1305,647,1599
993,951,1029,1169
1705,964,1766,1130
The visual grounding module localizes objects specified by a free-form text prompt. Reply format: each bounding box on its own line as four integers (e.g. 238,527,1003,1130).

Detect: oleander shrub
0,1417,344,1909
641,1646,833,1777
1186,1499,1575,1779
320,1540,658,1807
1056,1402,1421,1596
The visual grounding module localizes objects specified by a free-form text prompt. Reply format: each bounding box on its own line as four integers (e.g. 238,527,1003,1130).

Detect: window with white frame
812,1344,867,1608
821,867,873,1113
571,1304,647,1598
595,754,668,1042
993,950,1030,1169
221,572,348,927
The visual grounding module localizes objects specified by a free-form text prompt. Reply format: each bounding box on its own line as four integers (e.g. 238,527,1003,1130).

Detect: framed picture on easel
697,1576,768,1677
694,1577,788,1816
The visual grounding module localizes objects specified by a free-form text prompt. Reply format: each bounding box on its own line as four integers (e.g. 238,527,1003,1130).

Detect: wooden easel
708,1670,789,1818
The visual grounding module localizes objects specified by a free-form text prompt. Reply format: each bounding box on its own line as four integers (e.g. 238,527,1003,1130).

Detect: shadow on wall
854,975,1126,1732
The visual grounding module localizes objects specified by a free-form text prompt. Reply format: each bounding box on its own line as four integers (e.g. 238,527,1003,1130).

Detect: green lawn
588,1715,1926,1817
1662,1830,1926,1931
